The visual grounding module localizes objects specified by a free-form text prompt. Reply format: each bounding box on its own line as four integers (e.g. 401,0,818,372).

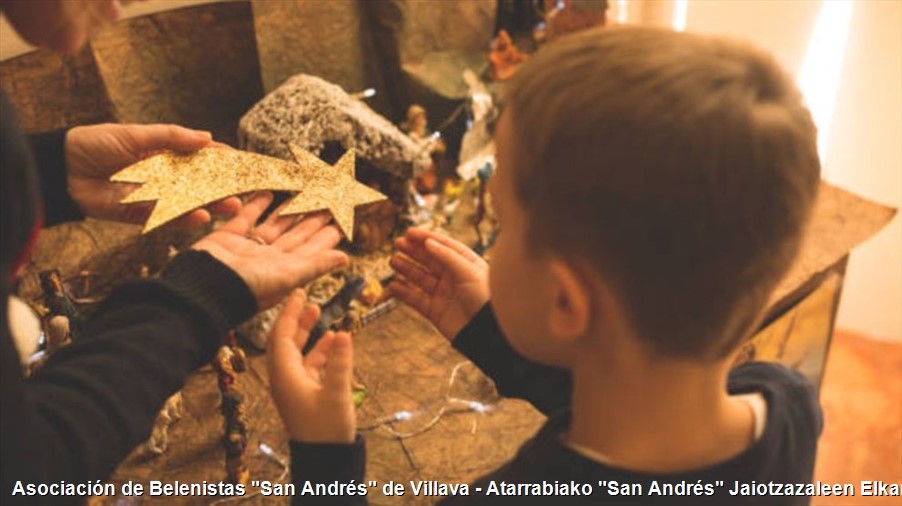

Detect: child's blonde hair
504,26,820,360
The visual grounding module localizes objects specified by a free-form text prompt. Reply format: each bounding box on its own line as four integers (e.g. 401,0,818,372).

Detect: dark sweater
1,91,258,504
290,304,823,505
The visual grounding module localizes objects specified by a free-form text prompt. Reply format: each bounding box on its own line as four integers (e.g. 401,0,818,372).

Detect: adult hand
192,192,349,310
389,228,489,341
268,289,355,444
65,123,241,226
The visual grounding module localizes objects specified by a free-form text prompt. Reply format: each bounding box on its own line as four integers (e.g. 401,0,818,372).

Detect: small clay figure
401,105,446,194
401,105,429,141
225,331,248,372
221,390,250,485
474,161,496,248
359,276,386,307
38,269,83,339
143,392,183,456
303,276,365,355
542,0,608,41
212,336,249,484
45,315,71,354
212,343,246,396
490,30,528,81
26,314,71,374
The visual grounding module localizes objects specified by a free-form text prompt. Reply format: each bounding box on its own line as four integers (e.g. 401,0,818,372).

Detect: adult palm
193,193,348,310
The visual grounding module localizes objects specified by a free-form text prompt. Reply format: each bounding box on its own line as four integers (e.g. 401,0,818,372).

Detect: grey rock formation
238,74,430,179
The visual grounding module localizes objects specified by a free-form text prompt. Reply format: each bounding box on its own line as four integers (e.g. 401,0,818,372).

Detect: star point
280,148,387,240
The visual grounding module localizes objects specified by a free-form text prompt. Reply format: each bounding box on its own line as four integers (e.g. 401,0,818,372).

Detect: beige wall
677,0,901,341
825,0,901,342
1,0,231,61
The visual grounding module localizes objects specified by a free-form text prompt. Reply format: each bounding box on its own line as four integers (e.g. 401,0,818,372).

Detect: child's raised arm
388,228,489,340
268,289,355,444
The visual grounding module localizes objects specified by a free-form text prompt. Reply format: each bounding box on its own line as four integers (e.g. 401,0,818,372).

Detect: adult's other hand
66,123,240,226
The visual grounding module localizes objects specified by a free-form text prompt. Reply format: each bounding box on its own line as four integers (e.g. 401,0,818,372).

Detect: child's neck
565,343,753,473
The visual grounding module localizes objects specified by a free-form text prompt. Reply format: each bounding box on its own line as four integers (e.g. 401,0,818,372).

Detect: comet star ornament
110,145,387,240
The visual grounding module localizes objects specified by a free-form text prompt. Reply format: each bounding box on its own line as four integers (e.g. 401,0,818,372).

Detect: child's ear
547,259,591,341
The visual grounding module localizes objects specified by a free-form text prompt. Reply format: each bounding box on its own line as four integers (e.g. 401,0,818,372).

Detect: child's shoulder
729,361,815,393
729,361,823,434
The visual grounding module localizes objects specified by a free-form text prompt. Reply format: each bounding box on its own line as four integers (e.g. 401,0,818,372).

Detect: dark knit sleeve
27,129,85,226
1,250,257,504
289,436,368,505
453,303,572,415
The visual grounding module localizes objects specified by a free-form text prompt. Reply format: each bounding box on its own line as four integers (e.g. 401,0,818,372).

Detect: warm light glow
797,0,854,166
617,0,629,24
672,0,689,31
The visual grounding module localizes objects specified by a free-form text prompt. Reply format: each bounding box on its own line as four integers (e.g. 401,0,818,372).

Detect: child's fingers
285,250,349,289
293,304,322,350
388,279,432,317
268,290,307,373
395,236,444,274
389,254,439,293
424,238,481,279
272,290,306,341
303,331,334,372
408,228,483,264
323,332,353,394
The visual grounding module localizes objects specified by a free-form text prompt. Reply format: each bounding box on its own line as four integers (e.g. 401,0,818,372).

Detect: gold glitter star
111,145,387,238
280,146,387,240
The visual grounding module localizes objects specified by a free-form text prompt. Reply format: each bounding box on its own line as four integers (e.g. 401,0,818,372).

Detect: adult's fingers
172,209,212,228
218,192,273,235
119,201,153,224
290,225,343,256
207,197,242,217
286,250,349,288
126,124,212,154
163,197,240,229
323,332,353,395
256,200,301,244
273,212,332,251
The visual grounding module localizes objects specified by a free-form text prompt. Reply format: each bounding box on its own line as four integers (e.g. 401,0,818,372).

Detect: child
267,26,822,504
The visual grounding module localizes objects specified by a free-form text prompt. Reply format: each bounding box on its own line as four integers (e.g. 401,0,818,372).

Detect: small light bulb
395,410,414,422
468,401,488,413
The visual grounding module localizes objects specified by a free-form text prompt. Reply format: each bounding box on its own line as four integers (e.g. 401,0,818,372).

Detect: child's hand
267,290,355,444
389,228,489,341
